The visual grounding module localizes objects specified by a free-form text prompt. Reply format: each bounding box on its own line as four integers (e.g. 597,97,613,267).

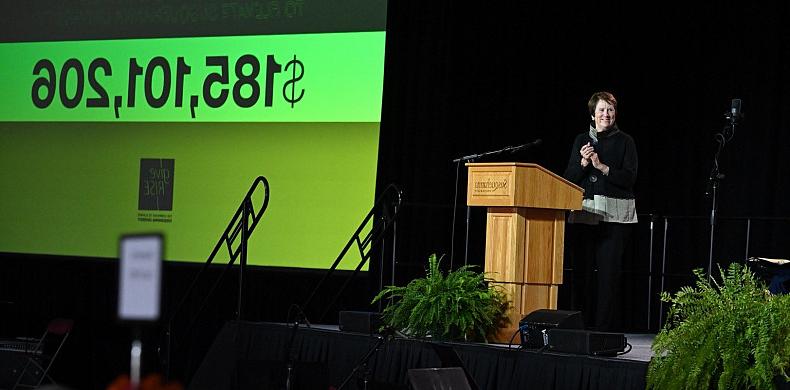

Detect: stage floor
310,324,656,362
475,332,655,363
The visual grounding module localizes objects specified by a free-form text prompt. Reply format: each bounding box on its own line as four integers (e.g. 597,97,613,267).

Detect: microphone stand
706,115,737,281
450,140,541,268
336,330,395,390
707,167,723,282
283,305,311,390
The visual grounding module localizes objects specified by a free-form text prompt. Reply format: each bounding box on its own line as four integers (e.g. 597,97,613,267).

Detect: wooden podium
466,162,583,342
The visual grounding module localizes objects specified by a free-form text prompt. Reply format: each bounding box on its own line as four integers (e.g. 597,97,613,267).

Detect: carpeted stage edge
190,321,647,390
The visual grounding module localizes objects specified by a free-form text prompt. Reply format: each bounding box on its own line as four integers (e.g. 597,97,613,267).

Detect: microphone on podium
510,138,542,153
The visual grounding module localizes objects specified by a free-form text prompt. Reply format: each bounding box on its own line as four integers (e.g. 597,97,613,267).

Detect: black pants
569,222,633,332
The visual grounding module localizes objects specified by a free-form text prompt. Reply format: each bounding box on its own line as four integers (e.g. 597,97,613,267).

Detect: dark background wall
3,2,790,390
375,0,790,331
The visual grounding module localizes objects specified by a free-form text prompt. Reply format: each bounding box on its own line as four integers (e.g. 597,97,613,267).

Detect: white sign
118,235,162,322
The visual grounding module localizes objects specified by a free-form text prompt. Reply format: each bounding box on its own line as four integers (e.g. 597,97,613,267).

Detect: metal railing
613,214,790,331
161,176,270,379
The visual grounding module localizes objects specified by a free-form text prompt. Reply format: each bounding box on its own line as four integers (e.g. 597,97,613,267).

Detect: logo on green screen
138,158,175,212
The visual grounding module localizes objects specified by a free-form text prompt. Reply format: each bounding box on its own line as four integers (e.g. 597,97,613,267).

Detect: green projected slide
0,33,385,122
0,123,379,268
0,1,388,270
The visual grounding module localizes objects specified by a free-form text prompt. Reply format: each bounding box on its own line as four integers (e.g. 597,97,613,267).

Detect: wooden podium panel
484,208,526,282
484,207,564,284
467,163,581,210
523,208,565,285
467,163,582,343
521,284,559,312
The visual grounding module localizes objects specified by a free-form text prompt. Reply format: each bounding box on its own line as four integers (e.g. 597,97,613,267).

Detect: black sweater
563,127,637,200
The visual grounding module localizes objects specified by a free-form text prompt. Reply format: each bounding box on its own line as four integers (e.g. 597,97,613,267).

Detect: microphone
510,138,542,153
727,98,742,123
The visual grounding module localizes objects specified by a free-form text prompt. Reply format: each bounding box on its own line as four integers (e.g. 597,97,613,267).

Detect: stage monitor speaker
407,367,472,390
338,311,383,334
519,309,584,348
547,329,627,356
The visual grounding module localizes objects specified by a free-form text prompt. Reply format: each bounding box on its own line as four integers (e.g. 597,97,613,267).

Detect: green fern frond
371,253,510,341
647,262,790,390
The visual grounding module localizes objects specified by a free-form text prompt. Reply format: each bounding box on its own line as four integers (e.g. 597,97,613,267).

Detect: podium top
465,162,582,210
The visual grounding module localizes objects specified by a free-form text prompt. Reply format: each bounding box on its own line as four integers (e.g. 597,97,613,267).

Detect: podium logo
138,159,175,211
473,175,509,194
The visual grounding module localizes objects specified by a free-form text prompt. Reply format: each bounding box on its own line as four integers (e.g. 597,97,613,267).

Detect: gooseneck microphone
510,138,542,153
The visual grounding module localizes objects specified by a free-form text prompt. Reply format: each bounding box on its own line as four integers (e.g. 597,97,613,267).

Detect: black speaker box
0,350,26,390
407,367,472,390
338,311,383,334
547,328,627,356
519,309,584,348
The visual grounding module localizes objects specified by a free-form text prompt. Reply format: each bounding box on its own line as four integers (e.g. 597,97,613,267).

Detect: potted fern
371,254,509,342
647,263,790,390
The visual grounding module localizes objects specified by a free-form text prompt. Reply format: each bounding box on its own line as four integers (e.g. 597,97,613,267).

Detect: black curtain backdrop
189,321,647,390
3,3,790,390
375,2,790,289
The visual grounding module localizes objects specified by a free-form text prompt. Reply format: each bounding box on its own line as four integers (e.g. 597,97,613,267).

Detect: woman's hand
590,152,610,175
580,142,594,167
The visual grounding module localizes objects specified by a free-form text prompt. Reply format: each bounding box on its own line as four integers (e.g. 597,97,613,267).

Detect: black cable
616,342,633,356
590,342,632,357
506,327,522,349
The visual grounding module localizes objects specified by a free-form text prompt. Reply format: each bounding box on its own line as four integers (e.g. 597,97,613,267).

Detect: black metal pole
707,112,738,280
337,335,387,390
707,181,718,281
463,158,474,266
647,215,655,330
237,200,249,320
658,218,668,329
389,204,398,308
464,202,471,266
449,160,461,269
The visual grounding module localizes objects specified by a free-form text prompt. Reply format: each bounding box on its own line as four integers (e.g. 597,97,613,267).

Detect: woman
563,91,638,332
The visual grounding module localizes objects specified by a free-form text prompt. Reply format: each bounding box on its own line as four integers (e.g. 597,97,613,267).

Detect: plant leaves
647,263,790,390
372,253,510,341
